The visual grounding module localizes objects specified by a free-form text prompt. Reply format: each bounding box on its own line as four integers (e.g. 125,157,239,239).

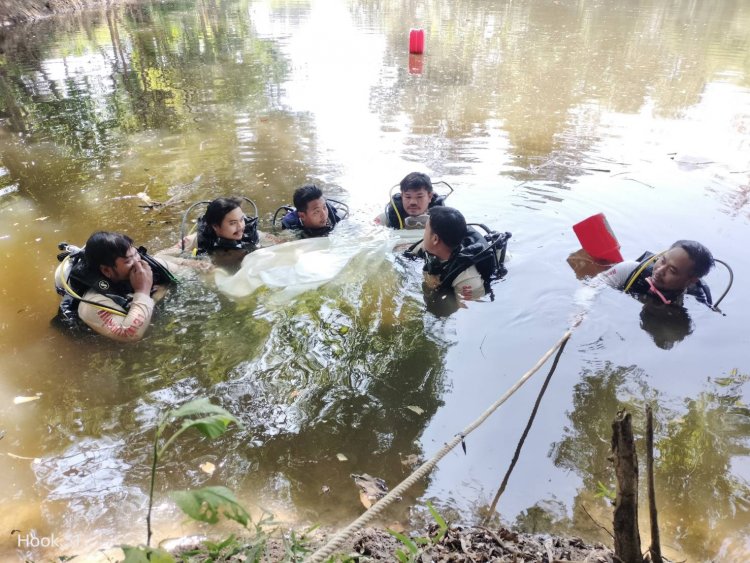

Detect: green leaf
594,481,616,501
427,501,448,542
121,545,175,563
387,529,419,554
171,486,250,526
169,398,239,423
179,414,238,439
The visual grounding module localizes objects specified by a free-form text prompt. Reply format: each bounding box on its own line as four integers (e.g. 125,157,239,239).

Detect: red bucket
572,213,624,263
409,28,424,54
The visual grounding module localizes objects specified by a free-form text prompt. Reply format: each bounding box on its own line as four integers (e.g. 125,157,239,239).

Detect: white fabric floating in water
215,227,423,301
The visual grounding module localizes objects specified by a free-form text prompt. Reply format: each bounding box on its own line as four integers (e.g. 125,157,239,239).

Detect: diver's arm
155,238,213,272
597,260,639,290
77,291,155,343
158,233,197,257
452,266,486,300
374,211,389,227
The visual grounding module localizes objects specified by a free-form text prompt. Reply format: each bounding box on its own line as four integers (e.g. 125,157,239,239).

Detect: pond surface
1,0,749,560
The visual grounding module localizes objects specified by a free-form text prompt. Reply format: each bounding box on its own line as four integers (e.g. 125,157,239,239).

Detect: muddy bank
164,525,618,562
0,0,115,26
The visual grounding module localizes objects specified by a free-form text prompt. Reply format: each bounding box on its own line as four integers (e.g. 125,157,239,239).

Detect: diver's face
652,247,698,291
422,218,439,255
298,197,329,229
402,188,431,216
102,245,140,282
212,207,245,241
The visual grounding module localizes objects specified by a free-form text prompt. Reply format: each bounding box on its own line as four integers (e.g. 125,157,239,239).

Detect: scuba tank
405,224,512,291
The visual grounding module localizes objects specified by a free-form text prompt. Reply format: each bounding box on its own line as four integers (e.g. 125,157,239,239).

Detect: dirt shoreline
162,525,618,562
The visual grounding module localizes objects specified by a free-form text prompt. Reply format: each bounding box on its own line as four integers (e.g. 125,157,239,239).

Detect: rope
307,330,573,563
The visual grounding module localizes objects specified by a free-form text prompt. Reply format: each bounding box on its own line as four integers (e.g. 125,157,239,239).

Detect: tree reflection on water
547,364,750,560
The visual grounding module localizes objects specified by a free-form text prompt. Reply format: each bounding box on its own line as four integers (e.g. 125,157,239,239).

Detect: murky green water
1,0,749,560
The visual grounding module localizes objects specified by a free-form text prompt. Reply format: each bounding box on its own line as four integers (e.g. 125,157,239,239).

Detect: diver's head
424,206,466,261
84,231,140,282
294,184,329,230
399,172,433,217
205,197,245,241
652,240,714,292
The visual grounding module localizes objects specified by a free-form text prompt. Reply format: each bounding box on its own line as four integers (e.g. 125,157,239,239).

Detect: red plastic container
409,28,424,54
572,213,624,263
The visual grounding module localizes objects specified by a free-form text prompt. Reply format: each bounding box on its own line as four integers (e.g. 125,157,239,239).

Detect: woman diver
164,196,277,270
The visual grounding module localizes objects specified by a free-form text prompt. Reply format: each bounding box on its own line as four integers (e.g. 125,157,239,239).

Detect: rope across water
307,330,573,563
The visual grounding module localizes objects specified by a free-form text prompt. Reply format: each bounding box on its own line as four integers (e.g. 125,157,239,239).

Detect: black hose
712,258,734,311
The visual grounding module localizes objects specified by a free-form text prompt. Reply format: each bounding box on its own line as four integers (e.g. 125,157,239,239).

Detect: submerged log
611,410,642,563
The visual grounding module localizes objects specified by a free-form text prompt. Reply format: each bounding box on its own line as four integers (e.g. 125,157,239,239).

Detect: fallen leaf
199,462,216,475
336,453,348,462
406,405,424,415
13,396,40,405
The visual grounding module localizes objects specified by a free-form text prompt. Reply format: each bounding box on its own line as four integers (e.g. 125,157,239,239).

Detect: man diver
375,172,445,229
416,206,507,300
279,184,345,237
55,231,179,342
598,240,714,306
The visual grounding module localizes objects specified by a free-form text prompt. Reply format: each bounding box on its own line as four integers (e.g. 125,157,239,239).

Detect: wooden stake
646,405,663,563
611,410,642,563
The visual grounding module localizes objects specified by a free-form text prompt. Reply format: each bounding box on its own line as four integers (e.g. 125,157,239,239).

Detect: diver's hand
130,260,153,294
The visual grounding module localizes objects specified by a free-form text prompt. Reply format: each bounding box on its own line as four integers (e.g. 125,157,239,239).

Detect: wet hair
199,197,243,243
84,231,134,270
670,240,714,278
293,184,324,212
400,172,433,194
204,197,242,227
428,206,466,249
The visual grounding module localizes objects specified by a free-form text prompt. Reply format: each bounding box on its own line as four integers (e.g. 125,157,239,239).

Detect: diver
54,231,179,342
273,184,348,238
405,206,511,301
165,196,276,270
598,240,715,306
375,172,449,229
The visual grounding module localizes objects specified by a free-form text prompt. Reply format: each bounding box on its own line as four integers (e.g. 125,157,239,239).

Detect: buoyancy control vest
277,200,346,238
624,251,712,306
54,244,177,328
385,192,446,229
195,215,259,255
407,225,511,291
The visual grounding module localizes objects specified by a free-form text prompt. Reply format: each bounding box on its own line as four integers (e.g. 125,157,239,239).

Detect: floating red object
409,28,424,54
572,213,624,263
